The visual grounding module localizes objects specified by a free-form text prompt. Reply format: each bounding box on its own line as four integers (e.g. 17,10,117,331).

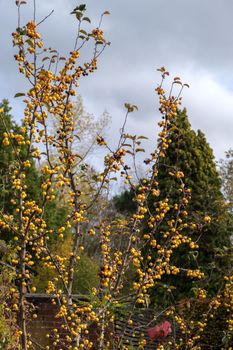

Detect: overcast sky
1,0,233,162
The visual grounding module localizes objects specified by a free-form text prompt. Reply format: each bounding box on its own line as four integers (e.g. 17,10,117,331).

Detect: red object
147,321,172,340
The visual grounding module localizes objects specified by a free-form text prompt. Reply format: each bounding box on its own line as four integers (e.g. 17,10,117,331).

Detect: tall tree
0,100,68,240
154,108,232,297
0,99,41,215
219,149,233,208
115,109,232,302
0,99,20,215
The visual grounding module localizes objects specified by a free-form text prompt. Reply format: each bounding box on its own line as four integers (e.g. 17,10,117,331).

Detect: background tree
32,97,111,292
0,100,69,241
115,108,232,303
0,98,110,294
154,109,232,296
219,148,233,210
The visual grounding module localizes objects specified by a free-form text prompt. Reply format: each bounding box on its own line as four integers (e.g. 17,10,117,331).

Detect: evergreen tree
154,109,232,298
0,99,19,215
0,100,68,240
114,109,232,303
0,100,41,214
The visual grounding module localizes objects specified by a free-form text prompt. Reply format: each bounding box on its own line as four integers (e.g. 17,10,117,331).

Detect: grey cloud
1,0,233,161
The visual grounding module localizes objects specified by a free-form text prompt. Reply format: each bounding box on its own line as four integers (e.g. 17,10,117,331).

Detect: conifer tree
115,109,232,302
0,99,20,215
0,100,68,240
0,99,41,216
154,108,232,298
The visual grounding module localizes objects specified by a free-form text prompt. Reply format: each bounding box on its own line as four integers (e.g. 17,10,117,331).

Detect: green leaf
75,154,83,159
157,66,166,72
123,134,135,140
110,177,117,181
42,57,50,62
79,29,88,35
26,39,34,47
71,4,86,13
83,17,91,23
78,4,86,11
16,27,27,35
137,136,148,140
122,144,132,147
14,93,25,98
76,12,83,21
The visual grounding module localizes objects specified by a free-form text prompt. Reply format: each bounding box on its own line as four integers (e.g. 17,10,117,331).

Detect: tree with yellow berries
0,2,232,350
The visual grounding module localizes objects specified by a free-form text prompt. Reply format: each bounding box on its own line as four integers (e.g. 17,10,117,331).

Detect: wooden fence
26,294,180,350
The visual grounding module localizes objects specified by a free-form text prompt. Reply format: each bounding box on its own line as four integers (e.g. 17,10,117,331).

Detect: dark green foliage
0,100,18,215
159,111,222,211
72,253,99,294
0,100,41,214
179,298,233,349
0,100,68,240
114,109,232,303
155,109,232,296
0,99,70,293
113,188,136,214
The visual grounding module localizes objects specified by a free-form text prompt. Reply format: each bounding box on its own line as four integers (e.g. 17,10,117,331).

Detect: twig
37,9,54,26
